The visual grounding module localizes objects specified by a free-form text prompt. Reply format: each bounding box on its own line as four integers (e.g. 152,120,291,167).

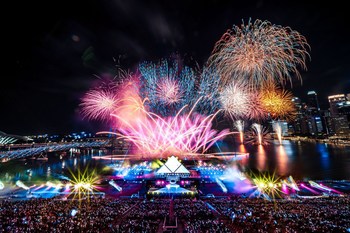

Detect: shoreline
284,136,350,146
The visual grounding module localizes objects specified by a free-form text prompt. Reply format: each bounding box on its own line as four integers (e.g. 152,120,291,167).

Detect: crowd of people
208,195,350,232
1,195,350,232
174,199,231,233
0,198,138,232
117,199,169,232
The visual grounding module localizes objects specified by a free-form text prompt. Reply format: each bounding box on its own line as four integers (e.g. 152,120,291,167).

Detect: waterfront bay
1,140,349,182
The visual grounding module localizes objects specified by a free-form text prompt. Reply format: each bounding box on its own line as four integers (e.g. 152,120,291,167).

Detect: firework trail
112,83,148,128
234,120,244,144
253,123,263,145
139,59,196,116
273,122,283,145
194,68,222,114
98,98,232,157
92,67,134,90
247,123,272,145
260,82,296,121
80,89,120,121
208,19,310,89
80,68,138,122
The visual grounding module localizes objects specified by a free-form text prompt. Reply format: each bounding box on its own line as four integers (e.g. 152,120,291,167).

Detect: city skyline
2,0,350,134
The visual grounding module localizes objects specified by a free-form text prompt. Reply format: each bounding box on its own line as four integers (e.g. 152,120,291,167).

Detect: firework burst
220,82,250,119
98,98,232,157
156,77,184,105
195,68,221,114
139,59,196,116
80,89,120,121
208,19,310,88
249,91,267,120
80,68,138,121
260,83,296,121
219,81,266,120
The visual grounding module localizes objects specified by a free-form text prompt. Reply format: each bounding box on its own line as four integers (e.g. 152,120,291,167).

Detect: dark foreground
1,195,350,233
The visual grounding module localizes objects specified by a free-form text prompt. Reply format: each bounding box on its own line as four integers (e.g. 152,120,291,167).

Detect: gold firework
260,82,296,121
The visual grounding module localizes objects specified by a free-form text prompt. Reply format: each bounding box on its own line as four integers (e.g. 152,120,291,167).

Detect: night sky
2,0,350,135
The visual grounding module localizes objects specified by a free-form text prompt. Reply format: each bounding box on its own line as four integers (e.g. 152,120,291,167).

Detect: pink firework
80,89,120,121
98,98,232,157
248,91,267,120
156,77,183,105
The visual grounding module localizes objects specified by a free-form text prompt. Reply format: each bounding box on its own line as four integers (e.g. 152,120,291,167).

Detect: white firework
219,82,251,119
156,77,184,105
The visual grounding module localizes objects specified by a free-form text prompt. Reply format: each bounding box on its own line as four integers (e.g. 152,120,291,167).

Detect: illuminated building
307,91,320,111
328,94,346,117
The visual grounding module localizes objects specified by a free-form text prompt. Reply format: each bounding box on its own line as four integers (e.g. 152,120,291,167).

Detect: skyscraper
290,97,303,135
328,94,346,116
307,91,320,111
305,91,325,136
338,101,350,128
331,116,350,135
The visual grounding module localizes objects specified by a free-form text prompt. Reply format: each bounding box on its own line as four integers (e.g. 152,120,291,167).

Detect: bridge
0,141,109,162
0,131,32,145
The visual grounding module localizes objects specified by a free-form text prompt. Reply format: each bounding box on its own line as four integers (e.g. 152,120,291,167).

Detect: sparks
208,19,310,89
80,89,120,121
234,120,245,144
247,123,272,145
260,82,296,121
99,98,232,158
139,59,196,116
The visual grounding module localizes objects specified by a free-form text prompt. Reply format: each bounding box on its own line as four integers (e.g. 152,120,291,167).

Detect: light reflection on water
232,140,350,180
317,143,330,171
256,145,267,171
0,142,350,181
275,145,288,176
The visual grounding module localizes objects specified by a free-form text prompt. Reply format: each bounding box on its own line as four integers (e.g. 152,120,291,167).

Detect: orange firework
260,82,296,121
208,19,310,89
